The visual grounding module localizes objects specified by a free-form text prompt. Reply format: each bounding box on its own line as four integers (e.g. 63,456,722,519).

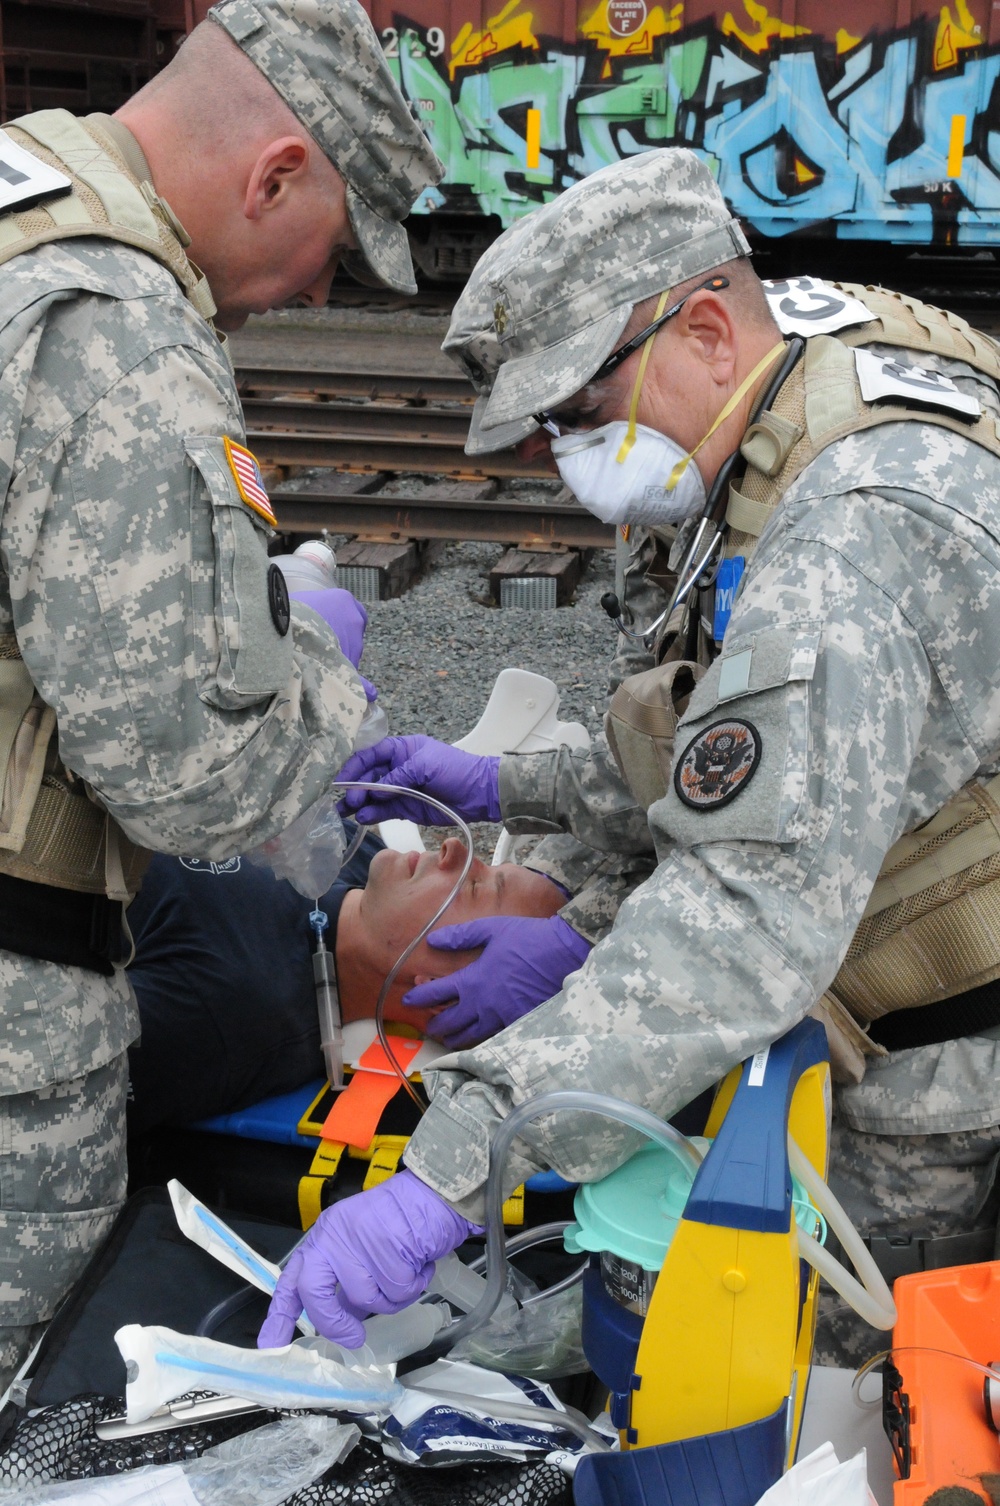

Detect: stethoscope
600,335,806,649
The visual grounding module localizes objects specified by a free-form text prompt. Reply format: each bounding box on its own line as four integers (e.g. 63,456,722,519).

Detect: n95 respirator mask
551,421,707,528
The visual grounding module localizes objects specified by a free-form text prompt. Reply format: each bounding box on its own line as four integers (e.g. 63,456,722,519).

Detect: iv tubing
441,1090,704,1351
332,780,474,1112
788,1137,896,1331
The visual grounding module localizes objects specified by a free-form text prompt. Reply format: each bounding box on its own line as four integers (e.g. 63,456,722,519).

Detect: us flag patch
223,436,277,527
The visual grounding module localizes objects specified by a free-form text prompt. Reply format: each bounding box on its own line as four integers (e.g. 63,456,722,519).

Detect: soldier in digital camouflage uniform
441,274,657,951
0,0,443,1388
262,148,1000,1369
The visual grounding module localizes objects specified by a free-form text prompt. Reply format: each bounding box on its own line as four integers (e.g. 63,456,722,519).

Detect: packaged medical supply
115,1324,401,1425
383,1358,594,1466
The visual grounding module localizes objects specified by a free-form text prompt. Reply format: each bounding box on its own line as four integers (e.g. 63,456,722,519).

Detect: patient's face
358,837,564,971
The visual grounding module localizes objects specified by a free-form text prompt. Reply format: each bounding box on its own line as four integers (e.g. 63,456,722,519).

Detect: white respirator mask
551,421,706,527
550,287,786,531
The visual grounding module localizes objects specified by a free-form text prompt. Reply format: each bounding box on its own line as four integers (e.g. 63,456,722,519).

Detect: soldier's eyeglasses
533,275,730,438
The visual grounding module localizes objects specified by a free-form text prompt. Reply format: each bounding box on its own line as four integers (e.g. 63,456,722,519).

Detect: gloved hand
404,914,593,1049
258,1170,479,1349
292,588,377,700
338,736,501,825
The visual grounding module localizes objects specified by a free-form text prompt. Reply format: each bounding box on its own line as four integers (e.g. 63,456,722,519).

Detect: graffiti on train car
379,0,1000,244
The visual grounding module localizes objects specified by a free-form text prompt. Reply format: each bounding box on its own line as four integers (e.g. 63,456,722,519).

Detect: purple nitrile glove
257,1170,479,1349
404,914,593,1050
338,735,501,826
292,588,377,700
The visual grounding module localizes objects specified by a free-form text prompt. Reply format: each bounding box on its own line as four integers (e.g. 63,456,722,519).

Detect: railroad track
236,365,541,480
234,361,613,547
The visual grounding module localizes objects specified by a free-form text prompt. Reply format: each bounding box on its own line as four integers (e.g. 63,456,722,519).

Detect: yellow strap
363,1140,408,1190
298,1138,346,1230
617,290,671,463
501,1184,525,1227
666,340,787,491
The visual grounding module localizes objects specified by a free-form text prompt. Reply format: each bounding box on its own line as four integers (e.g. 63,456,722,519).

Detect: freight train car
3,0,999,276
358,0,1000,275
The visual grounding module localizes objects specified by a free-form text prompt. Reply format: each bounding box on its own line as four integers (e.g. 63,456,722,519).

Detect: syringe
310,905,343,1091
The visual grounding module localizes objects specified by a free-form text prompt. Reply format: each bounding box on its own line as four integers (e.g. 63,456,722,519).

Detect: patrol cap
475,148,750,444
442,213,541,455
208,0,444,294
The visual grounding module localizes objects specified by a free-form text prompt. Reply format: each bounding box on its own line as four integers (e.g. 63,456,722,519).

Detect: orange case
892,1260,1000,1506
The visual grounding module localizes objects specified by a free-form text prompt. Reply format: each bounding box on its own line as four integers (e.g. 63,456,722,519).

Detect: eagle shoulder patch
674,719,761,810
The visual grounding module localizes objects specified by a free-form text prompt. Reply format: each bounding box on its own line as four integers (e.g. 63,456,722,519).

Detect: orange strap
320,1037,423,1150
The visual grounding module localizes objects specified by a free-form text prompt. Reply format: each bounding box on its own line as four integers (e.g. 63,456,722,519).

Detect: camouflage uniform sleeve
498,732,653,855
523,832,656,943
5,319,366,858
407,447,993,1219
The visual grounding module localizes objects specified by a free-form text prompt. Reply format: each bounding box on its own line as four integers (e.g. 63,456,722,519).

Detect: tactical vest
606,285,1000,1031
0,109,219,900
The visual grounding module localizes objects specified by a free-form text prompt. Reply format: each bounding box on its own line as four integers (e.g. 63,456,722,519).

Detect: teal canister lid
563,1137,822,1272
564,1140,697,1273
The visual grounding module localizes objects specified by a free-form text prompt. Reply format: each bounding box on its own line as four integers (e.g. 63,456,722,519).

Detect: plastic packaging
115,1323,402,1424
169,1180,463,1360
272,539,337,593
1,1414,360,1505
301,1302,451,1368
167,1181,316,1338
384,1358,607,1466
244,790,347,900
450,1279,587,1380
354,700,389,750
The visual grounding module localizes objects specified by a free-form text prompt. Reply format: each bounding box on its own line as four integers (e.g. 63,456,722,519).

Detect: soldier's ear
243,137,309,220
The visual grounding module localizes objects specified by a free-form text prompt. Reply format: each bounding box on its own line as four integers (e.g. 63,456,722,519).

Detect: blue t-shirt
126,828,384,1132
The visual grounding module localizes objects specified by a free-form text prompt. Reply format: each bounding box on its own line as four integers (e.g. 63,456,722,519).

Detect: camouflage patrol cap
475,148,750,444
442,214,541,454
208,0,444,294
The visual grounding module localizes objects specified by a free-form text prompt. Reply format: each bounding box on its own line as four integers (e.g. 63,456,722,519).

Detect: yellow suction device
570,1019,831,1506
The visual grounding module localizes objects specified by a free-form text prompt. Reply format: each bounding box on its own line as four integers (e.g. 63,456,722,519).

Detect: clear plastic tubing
789,1137,896,1330
441,1091,704,1351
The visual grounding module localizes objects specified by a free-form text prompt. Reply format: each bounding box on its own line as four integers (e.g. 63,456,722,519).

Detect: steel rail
242,396,472,444
236,367,473,406
246,429,551,479
268,486,614,549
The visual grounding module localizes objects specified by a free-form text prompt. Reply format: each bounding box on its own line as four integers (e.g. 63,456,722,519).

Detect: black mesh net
289,1436,574,1505
0,1394,279,1485
0,1397,574,1506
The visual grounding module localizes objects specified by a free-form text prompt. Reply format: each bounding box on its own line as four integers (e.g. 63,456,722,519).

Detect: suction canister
564,1138,823,1318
